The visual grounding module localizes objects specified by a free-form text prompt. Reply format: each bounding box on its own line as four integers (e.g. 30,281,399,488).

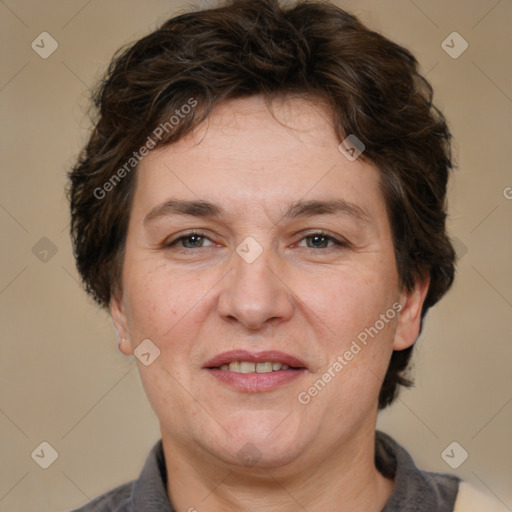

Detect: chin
215,440,306,472
204,413,308,470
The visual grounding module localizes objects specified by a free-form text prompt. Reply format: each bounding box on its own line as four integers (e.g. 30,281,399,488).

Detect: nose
217,241,294,330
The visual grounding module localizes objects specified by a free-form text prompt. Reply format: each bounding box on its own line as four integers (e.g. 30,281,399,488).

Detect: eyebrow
143,198,370,225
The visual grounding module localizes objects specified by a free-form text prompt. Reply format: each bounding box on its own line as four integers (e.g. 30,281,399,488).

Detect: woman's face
112,95,427,471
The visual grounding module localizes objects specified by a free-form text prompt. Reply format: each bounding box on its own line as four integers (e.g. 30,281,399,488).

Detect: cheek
306,266,397,337
303,317,396,421
122,260,184,344
300,267,398,399
123,265,199,419
122,261,221,379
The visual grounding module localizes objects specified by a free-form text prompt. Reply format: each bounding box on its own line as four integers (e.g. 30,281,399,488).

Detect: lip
206,367,306,393
203,350,307,370
203,350,307,393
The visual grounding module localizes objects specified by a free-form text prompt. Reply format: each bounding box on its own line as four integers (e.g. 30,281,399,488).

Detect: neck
162,420,394,512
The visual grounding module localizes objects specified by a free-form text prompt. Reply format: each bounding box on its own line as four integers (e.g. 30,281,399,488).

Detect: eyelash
164,230,349,251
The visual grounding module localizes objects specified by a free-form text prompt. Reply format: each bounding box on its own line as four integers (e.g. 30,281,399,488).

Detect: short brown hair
67,0,456,409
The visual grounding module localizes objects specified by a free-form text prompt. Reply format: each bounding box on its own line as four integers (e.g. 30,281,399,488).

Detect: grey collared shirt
69,430,460,511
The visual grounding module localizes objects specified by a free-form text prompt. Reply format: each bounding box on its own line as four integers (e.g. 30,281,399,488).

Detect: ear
393,272,431,351
110,291,133,356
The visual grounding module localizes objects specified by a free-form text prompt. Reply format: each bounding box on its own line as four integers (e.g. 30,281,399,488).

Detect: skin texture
111,95,430,512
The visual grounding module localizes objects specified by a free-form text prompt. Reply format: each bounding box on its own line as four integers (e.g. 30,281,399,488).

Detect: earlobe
392,273,430,351
109,293,133,356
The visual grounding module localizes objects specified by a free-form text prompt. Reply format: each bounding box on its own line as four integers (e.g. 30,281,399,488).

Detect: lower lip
205,368,306,392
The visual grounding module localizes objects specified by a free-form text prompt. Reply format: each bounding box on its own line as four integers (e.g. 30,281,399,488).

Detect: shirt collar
129,439,175,511
377,430,460,511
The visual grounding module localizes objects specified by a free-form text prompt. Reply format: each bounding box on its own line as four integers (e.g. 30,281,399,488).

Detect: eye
163,230,349,251
165,231,214,249
297,232,348,250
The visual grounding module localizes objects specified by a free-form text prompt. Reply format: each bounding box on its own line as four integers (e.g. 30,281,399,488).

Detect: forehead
132,95,385,224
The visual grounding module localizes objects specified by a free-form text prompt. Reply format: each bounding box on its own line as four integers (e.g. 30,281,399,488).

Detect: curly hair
67,0,456,409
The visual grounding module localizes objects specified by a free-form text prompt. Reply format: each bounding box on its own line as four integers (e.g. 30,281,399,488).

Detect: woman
67,0,506,510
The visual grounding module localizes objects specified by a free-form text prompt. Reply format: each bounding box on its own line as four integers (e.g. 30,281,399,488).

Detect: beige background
1,0,511,511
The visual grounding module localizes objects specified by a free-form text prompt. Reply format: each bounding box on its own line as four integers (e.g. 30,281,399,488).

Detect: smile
214,361,297,373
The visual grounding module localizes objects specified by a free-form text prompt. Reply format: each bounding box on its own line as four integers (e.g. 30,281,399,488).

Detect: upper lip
203,350,307,369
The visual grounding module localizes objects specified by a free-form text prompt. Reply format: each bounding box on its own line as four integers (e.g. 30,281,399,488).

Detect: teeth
229,361,240,372
239,362,256,374
218,361,294,373
256,362,273,373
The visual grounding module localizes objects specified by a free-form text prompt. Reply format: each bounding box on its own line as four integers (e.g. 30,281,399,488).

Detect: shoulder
376,431,460,511
67,439,170,512
454,481,510,512
68,480,134,512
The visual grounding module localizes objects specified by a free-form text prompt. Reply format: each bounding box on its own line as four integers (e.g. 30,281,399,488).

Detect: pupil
311,235,326,248
187,235,202,247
